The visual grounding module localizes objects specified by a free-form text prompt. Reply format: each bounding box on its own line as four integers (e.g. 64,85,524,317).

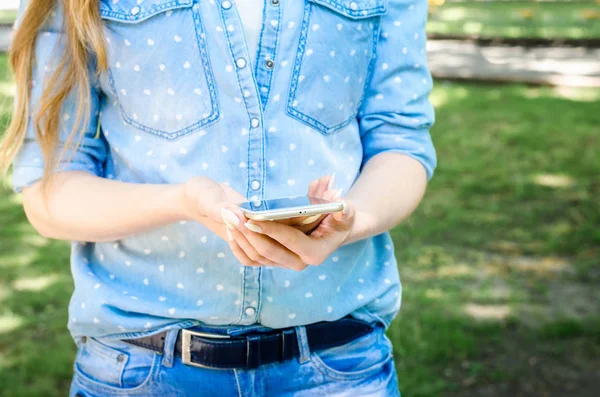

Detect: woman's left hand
225,189,355,271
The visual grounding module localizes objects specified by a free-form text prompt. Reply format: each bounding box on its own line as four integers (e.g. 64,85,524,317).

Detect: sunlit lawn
390,81,600,396
1,3,600,39
1,53,599,396
0,10,17,25
427,3,600,39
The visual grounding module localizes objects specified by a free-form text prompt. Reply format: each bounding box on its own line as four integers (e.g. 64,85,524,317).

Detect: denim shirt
11,0,436,339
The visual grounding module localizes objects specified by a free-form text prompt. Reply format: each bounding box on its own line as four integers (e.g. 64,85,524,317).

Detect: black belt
122,316,374,369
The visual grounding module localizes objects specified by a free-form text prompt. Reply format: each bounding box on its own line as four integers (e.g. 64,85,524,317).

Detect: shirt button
222,1,232,9
131,6,140,15
116,354,126,363
265,59,274,69
236,58,247,69
271,0,280,5
245,307,256,316
250,118,260,128
251,180,261,190
349,2,358,11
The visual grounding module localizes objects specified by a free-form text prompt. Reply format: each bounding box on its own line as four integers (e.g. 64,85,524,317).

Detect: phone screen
238,196,331,212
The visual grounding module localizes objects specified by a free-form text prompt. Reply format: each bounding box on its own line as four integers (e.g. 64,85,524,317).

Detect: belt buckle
181,329,230,369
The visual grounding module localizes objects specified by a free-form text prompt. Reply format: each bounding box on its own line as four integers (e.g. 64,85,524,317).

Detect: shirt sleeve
358,0,437,180
10,0,109,194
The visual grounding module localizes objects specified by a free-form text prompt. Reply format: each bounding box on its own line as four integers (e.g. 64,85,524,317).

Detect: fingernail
221,208,240,229
301,214,321,225
244,222,263,233
333,188,343,200
226,227,233,241
327,172,336,191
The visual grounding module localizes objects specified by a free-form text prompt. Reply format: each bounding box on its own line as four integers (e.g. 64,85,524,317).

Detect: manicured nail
333,188,343,200
226,227,233,241
302,214,321,224
221,208,240,230
327,172,336,191
244,222,263,233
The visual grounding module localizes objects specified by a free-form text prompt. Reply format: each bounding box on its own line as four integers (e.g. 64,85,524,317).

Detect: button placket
236,57,247,69
219,0,263,325
253,0,281,109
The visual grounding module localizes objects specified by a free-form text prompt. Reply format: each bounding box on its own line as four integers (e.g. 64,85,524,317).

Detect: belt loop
279,328,295,361
294,326,311,364
245,334,262,368
161,328,179,368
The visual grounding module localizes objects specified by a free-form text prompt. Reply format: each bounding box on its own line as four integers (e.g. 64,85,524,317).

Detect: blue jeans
69,323,401,396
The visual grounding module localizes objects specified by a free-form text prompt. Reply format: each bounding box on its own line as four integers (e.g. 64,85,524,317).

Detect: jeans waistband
186,322,277,338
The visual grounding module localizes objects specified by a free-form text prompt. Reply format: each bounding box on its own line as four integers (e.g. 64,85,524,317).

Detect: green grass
388,83,600,396
1,55,600,395
0,3,599,39
0,10,17,25
427,3,600,39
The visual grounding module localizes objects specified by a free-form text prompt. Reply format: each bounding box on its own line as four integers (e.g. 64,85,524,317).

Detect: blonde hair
0,0,107,206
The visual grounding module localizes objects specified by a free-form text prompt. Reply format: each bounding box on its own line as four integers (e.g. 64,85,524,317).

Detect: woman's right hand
180,176,248,244
181,176,281,267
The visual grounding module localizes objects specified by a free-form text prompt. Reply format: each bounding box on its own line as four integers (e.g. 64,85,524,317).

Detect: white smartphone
238,195,344,221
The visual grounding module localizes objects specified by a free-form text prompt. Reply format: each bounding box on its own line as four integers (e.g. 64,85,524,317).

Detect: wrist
179,176,223,221
169,182,193,221
341,209,375,246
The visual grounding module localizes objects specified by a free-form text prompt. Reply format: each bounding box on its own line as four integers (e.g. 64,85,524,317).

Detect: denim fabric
69,323,401,396
11,0,436,339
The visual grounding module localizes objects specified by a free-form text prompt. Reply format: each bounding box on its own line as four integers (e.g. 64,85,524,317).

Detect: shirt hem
78,319,203,340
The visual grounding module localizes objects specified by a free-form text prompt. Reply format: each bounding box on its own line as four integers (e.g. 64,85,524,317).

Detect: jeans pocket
72,337,159,396
309,324,393,381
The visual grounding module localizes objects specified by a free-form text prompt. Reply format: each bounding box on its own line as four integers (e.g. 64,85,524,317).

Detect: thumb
330,199,353,229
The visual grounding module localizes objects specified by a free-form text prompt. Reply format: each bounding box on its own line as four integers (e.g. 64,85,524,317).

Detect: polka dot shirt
11,0,436,339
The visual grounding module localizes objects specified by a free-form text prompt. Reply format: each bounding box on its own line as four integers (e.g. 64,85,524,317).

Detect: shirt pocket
99,0,219,140
286,0,387,135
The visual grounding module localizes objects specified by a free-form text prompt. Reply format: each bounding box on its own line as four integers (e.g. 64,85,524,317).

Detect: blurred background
0,0,599,396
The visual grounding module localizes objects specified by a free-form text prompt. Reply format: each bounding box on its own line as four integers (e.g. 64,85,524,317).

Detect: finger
225,227,262,267
314,174,332,198
239,223,308,271
231,227,281,267
331,199,354,226
243,219,323,266
300,213,323,225
218,205,250,231
323,188,342,202
327,172,336,191
307,179,319,197
301,188,341,228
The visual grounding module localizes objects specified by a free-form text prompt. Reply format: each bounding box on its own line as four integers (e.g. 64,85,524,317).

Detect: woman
1,0,436,395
